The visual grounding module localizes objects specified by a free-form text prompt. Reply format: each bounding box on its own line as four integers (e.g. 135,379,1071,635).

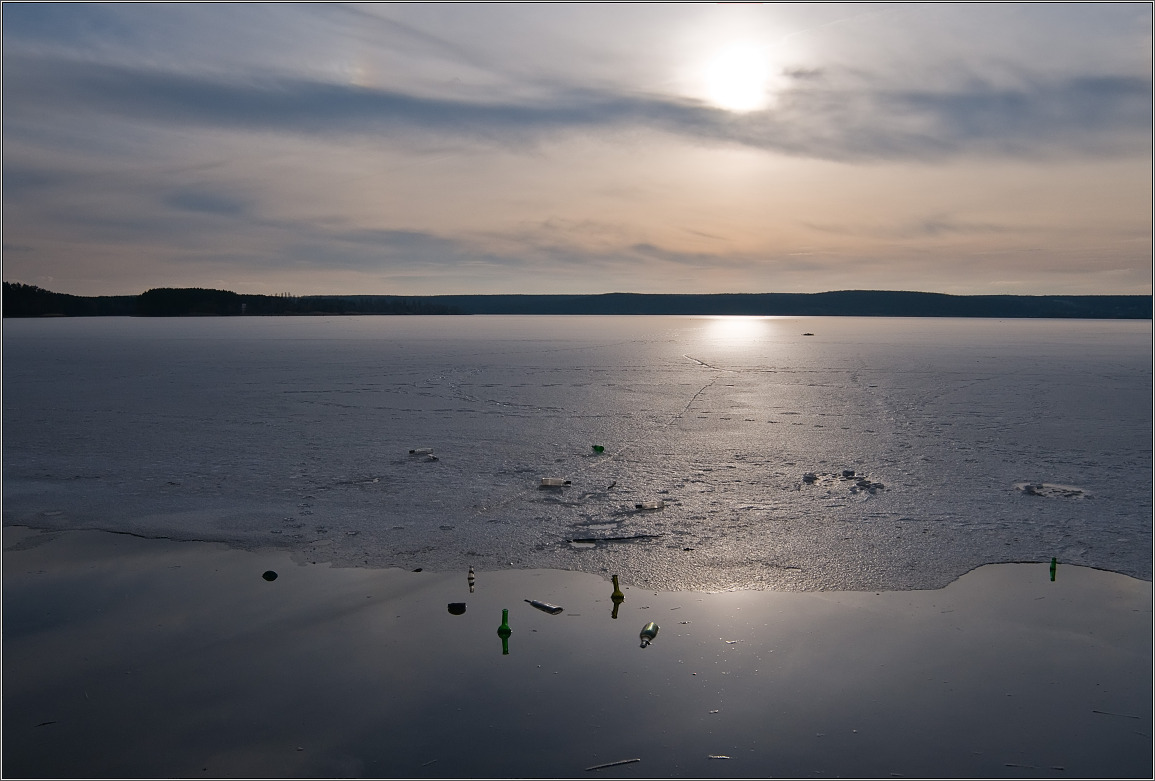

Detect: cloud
884,75,1152,156
2,164,71,195
803,214,1018,240
5,52,1149,162
165,190,250,217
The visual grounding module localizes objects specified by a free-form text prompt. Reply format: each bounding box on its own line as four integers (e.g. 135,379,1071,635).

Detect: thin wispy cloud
6,52,1149,162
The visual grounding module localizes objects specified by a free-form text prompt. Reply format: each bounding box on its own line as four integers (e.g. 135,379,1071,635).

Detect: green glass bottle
497,608,511,655
611,575,625,619
639,622,659,648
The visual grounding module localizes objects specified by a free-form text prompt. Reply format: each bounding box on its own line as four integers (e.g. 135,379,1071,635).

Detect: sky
2,2,1151,297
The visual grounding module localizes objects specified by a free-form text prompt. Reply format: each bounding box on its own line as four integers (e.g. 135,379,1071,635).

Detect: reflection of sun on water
705,316,771,344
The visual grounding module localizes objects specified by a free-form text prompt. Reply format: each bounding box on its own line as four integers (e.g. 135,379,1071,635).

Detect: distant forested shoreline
2,284,461,317
3,282,1151,319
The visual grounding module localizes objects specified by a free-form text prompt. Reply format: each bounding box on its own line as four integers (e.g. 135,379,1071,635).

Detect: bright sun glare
703,45,772,112
705,316,770,344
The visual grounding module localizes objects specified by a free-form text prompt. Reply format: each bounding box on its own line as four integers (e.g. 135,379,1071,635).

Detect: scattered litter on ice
802,470,886,494
1016,482,1089,499
525,599,564,615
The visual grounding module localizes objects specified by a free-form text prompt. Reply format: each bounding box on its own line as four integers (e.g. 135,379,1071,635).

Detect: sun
703,44,772,112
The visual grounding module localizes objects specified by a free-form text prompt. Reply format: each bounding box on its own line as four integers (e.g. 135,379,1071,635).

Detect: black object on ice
585,758,640,771
570,533,663,544
448,602,466,615
262,570,278,581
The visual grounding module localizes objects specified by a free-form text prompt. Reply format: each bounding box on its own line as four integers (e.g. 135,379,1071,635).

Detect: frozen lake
2,315,1151,592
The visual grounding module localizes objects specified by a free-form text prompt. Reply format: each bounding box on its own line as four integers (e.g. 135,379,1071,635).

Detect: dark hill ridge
3,283,1151,319
429,291,1152,318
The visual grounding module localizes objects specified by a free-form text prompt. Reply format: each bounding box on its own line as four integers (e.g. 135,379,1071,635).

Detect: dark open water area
3,527,1150,778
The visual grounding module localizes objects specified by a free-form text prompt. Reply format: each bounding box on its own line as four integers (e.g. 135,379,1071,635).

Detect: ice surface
3,315,1151,591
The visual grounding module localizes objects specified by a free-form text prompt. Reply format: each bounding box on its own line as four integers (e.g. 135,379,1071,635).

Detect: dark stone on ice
447,603,466,615
262,570,278,581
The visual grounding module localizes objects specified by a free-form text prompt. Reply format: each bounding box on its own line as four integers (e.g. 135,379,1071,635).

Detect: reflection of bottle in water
497,608,512,655
611,575,625,619
639,622,659,648
1050,557,1057,582
468,566,476,593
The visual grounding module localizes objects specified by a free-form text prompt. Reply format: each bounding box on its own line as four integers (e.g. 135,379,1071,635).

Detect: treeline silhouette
135,288,460,316
2,282,137,317
428,291,1153,319
4,282,1151,319
4,283,460,317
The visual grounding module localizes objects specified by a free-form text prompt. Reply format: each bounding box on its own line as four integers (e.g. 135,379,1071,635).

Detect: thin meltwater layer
1,315,1151,592
2,527,1151,779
